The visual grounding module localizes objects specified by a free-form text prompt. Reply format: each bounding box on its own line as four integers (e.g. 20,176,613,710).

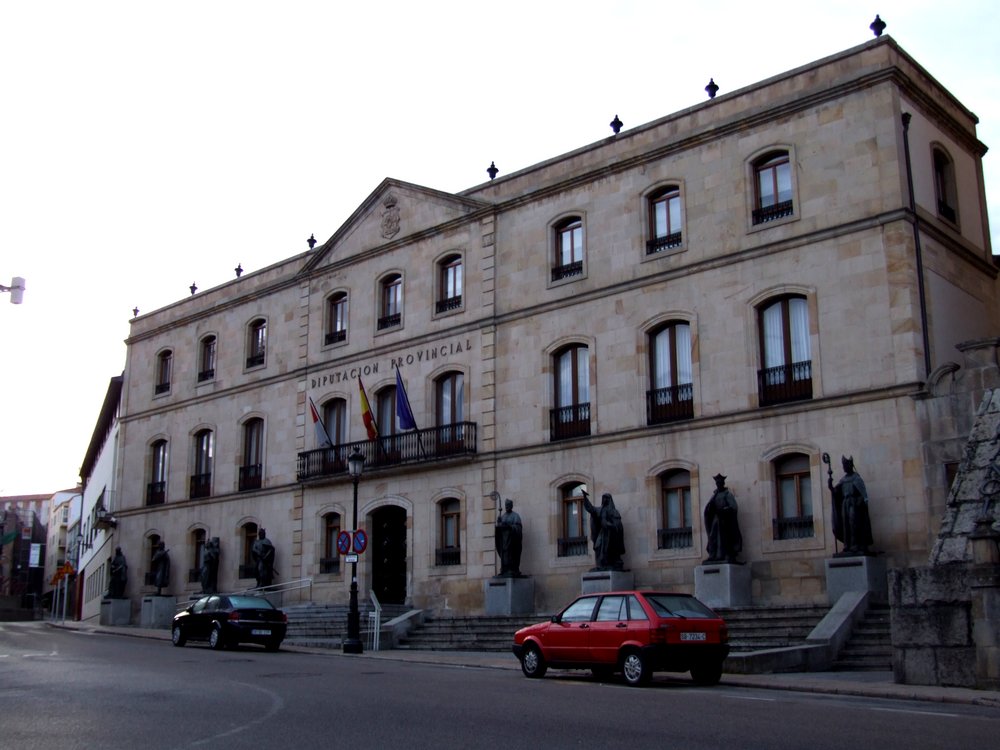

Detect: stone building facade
109,36,997,617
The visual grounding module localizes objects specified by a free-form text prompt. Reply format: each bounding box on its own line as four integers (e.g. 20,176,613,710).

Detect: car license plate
680,632,706,641
251,629,271,636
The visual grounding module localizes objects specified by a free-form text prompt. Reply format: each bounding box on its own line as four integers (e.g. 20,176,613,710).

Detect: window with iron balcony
552,217,584,282
773,453,814,540
752,151,794,225
646,186,683,254
378,274,403,330
757,295,812,406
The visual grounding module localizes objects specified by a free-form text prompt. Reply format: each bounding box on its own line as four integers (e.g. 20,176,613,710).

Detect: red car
512,590,729,686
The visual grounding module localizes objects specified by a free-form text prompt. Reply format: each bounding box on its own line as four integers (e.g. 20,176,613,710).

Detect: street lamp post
343,448,365,654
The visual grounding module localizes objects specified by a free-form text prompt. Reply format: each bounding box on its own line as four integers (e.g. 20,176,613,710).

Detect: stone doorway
371,505,407,605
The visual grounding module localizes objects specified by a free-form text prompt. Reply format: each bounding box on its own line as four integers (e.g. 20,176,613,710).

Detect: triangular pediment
303,178,492,272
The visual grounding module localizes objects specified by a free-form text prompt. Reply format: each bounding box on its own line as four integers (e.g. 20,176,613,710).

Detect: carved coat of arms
380,195,400,240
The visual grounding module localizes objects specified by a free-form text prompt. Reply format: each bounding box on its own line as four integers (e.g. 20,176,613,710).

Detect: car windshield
644,594,717,619
227,596,275,610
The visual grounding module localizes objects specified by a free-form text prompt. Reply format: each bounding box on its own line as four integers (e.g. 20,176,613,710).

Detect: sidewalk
46,619,1000,709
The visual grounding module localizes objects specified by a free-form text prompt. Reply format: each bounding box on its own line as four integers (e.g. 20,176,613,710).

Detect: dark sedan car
171,594,287,651
512,590,729,686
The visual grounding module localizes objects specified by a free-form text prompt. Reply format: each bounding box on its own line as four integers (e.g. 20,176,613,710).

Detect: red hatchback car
512,590,729,686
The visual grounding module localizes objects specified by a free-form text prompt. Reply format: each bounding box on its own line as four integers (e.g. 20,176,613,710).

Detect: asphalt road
1,621,997,750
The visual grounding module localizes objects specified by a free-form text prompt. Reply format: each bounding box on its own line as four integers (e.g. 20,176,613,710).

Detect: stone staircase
714,605,829,653
396,614,543,651
282,602,410,648
830,602,892,671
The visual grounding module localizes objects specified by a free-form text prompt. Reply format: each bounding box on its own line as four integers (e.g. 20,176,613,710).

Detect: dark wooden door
371,505,407,605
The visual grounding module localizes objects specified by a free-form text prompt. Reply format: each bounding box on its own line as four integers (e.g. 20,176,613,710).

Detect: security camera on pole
0,277,25,304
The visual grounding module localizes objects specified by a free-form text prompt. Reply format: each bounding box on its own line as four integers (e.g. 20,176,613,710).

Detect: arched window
551,344,590,440
240,522,258,579
246,318,267,368
322,398,348,447
198,335,216,382
147,440,168,505
648,321,693,423
191,529,206,584
773,453,814,540
933,147,958,224
436,498,461,566
552,217,584,281
325,292,348,345
321,512,341,574
558,482,589,557
155,350,172,395
647,186,683,254
190,429,213,499
758,295,812,406
378,274,403,330
240,418,264,491
436,371,464,453
145,534,161,586
658,470,692,549
752,151,794,224
437,255,463,313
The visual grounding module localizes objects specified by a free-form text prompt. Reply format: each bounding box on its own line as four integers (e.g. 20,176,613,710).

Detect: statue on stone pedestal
200,537,220,595
704,474,743,564
493,493,524,578
108,547,128,599
582,490,626,571
251,528,276,588
826,454,875,556
151,541,170,595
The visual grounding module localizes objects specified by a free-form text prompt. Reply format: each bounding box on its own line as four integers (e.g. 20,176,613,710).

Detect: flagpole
395,366,427,458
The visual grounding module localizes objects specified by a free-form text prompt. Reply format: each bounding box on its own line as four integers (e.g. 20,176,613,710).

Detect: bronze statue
108,547,128,599
200,537,220,595
251,528,276,588
581,490,626,571
494,494,524,577
151,541,170,595
704,474,743,564
827,455,874,556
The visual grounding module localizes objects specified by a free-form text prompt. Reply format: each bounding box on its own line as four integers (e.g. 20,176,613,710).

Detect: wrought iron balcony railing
238,464,263,492
319,557,340,575
189,473,212,500
435,547,461,566
752,199,794,225
773,515,815,540
646,231,683,255
657,527,693,550
646,383,694,425
146,482,165,506
436,295,462,314
551,260,583,282
325,329,347,345
550,403,591,441
557,536,589,557
377,313,401,330
758,360,812,406
297,422,478,481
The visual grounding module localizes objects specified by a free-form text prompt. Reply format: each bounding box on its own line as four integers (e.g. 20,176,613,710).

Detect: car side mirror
550,614,562,623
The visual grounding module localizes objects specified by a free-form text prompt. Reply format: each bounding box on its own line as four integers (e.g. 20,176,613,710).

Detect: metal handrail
367,591,382,651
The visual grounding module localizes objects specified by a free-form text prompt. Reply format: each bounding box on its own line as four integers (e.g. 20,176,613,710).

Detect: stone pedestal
484,576,534,615
695,563,751,608
140,595,176,629
581,570,634,595
825,555,887,605
100,598,131,626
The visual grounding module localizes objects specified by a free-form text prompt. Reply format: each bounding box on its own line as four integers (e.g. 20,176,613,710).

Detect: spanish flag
358,376,378,440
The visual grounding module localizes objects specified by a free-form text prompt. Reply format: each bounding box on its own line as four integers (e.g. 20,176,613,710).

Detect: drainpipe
901,112,933,380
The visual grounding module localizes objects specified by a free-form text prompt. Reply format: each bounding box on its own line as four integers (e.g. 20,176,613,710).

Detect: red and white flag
308,396,333,449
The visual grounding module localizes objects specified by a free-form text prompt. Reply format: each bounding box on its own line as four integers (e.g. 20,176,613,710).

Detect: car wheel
690,661,723,686
520,643,547,679
208,624,226,650
590,666,614,681
620,650,651,687
171,625,186,647
264,638,282,652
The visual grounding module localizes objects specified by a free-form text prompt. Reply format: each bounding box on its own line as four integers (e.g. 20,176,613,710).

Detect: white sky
1,1,998,496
